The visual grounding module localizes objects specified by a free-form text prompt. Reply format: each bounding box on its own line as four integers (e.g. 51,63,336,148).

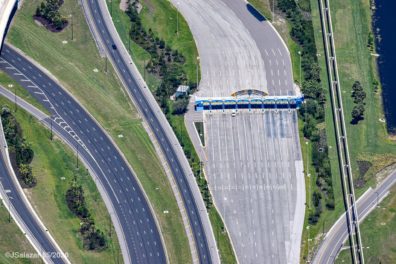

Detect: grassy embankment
109,0,237,262
322,0,396,187
5,0,190,263
311,0,396,261
335,185,396,263
0,95,121,263
254,0,396,259
0,200,42,264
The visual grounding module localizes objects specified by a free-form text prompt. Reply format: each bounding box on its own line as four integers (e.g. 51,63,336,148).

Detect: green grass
109,0,237,261
109,0,199,87
329,0,396,177
7,1,191,263
248,0,273,21
336,185,396,264
0,202,42,264
0,96,121,263
304,0,396,260
194,122,205,146
209,208,237,264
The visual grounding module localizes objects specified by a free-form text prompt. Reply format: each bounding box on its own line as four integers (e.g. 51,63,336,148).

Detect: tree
351,103,365,123
18,164,36,187
35,0,67,30
351,81,366,104
172,98,189,115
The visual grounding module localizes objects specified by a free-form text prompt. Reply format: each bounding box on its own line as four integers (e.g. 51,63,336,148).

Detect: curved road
0,119,67,264
0,44,166,264
313,169,396,263
84,0,220,263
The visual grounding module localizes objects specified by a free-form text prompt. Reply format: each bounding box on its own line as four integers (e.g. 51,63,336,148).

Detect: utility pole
298,51,302,87
70,13,74,41
272,0,275,22
8,196,13,223
128,33,130,52
50,119,53,140
196,56,200,89
76,144,79,168
105,56,108,73
14,85,16,112
143,59,146,80
176,11,179,36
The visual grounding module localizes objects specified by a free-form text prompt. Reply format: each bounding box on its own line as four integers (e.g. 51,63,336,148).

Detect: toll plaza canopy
194,93,304,112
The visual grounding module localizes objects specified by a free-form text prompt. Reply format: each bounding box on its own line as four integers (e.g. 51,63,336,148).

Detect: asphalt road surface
313,169,396,263
173,0,304,263
221,0,295,96
0,130,66,264
171,0,268,97
85,1,218,263
0,44,166,264
205,110,305,264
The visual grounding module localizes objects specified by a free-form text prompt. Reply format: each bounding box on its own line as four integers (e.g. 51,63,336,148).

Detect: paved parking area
205,110,305,264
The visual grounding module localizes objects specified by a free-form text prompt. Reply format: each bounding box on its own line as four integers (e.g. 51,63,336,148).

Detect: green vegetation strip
248,0,343,261
194,122,205,146
0,202,42,264
306,0,396,260
7,0,191,263
336,185,396,263
0,96,121,263
109,0,237,262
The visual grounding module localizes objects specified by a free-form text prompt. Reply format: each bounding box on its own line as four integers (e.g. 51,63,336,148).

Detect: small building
171,85,190,100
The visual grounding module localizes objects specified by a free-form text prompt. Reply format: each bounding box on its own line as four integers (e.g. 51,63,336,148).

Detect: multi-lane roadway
84,0,220,263
172,0,305,263
0,44,166,264
0,107,67,264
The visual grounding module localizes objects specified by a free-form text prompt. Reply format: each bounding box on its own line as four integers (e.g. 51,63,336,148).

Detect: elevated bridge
195,94,304,112
0,0,17,50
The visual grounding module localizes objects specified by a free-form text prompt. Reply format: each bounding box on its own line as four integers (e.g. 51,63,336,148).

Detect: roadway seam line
0,43,133,262
0,84,131,264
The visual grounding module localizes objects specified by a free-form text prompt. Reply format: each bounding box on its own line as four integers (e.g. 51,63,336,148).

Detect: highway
171,0,305,263
84,0,219,263
0,107,68,264
313,169,396,263
205,110,304,263
318,0,364,262
0,44,166,264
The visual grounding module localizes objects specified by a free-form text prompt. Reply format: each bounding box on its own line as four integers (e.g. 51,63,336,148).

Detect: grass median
109,0,237,262
5,0,190,263
0,96,121,263
0,199,42,264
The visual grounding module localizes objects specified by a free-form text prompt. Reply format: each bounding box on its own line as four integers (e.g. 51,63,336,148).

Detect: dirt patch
33,16,68,33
